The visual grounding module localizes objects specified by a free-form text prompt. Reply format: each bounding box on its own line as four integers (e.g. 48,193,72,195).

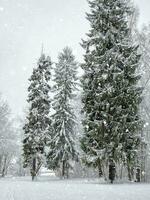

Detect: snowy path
0,177,150,200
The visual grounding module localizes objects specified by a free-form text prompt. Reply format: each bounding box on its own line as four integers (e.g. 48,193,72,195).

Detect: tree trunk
62,160,65,178
127,165,134,181
31,157,36,181
1,156,7,177
120,164,123,180
66,162,69,179
136,167,141,182
109,161,116,184
98,163,103,178
127,165,131,181
0,155,3,174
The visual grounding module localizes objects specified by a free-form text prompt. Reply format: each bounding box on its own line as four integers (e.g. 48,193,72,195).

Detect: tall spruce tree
46,47,78,178
23,53,52,180
80,0,143,181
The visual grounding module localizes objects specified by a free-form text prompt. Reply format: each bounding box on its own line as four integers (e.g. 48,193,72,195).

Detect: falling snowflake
0,7,4,12
59,18,64,22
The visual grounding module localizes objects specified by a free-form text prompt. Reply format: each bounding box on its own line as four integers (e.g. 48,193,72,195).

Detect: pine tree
46,47,78,178
23,53,52,180
80,0,143,181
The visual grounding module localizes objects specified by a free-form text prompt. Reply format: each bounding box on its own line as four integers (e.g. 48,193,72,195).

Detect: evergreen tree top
54,47,78,99
82,0,133,51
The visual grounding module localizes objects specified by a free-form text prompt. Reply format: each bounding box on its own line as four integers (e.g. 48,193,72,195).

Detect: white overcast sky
0,0,149,116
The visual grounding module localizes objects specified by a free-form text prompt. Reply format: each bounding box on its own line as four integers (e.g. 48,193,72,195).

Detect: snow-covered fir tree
23,53,52,180
46,47,78,178
80,0,143,182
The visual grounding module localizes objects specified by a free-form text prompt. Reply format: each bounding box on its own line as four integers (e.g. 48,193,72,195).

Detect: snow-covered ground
0,177,150,200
